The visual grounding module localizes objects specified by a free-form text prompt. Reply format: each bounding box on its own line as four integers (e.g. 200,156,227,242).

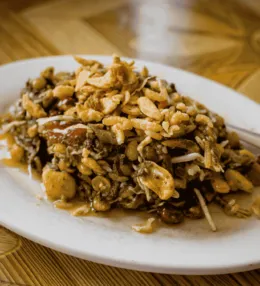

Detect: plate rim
1,218,259,275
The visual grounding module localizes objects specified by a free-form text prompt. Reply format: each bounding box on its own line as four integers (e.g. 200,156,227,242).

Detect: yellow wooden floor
0,0,260,285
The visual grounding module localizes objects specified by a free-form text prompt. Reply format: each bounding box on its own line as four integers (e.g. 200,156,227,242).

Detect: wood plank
20,17,122,55
1,236,260,286
237,69,260,102
0,0,50,12
0,11,58,64
22,0,126,19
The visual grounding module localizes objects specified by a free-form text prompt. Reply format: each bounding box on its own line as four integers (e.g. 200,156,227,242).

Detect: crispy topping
132,218,156,233
137,97,162,120
42,167,76,201
138,161,178,200
53,85,74,99
225,169,254,192
22,94,47,118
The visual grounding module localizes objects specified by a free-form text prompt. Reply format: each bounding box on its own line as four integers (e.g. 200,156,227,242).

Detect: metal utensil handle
226,124,260,149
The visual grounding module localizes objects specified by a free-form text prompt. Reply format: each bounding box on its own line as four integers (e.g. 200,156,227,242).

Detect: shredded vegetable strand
171,153,204,163
194,188,217,232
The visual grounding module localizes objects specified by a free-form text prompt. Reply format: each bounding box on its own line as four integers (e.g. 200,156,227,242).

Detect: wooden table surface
0,0,260,285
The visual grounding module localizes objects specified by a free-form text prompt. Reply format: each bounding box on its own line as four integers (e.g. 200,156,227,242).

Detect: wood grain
0,0,260,285
1,236,260,286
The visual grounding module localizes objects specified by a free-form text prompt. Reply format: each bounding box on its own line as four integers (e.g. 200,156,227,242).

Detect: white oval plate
0,56,260,275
